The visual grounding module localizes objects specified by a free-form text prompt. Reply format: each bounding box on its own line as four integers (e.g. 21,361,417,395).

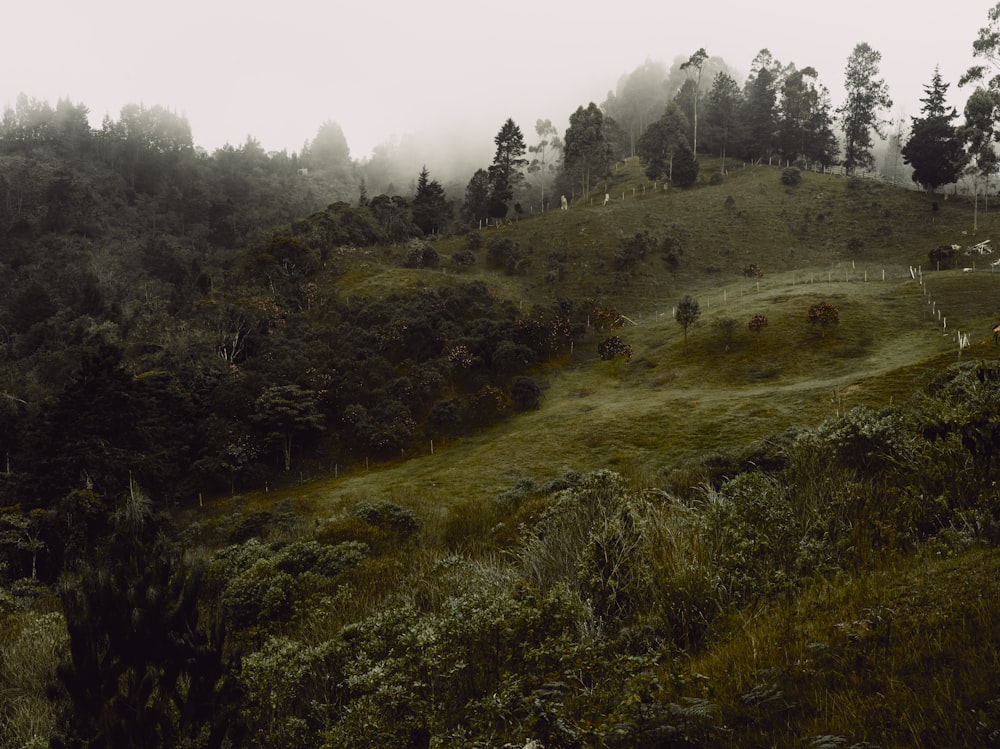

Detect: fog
2,0,995,184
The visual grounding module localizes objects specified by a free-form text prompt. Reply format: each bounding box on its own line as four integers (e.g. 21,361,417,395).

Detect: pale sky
3,1,995,160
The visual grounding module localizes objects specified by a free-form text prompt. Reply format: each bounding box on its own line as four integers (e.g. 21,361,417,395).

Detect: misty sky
3,1,995,161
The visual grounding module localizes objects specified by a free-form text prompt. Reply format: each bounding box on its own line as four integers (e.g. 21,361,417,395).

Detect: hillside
5,155,1000,749
265,159,1000,507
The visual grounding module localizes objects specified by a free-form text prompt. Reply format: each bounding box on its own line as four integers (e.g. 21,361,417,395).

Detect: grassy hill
232,159,1000,517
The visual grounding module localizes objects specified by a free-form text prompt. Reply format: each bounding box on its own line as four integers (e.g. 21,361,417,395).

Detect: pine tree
740,50,784,161
488,119,527,214
705,71,743,171
412,165,452,235
902,68,967,193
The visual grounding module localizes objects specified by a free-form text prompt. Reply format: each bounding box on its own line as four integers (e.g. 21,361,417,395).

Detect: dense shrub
353,501,422,540
465,231,483,250
450,249,476,266
221,558,297,630
780,167,802,186
273,540,370,577
511,376,542,410
598,335,633,361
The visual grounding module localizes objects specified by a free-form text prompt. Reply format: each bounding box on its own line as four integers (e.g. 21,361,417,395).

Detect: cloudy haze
4,1,995,162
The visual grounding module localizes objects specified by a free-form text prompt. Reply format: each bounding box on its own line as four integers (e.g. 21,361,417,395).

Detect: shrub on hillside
598,335,632,361
451,249,476,266
465,231,483,250
510,376,542,410
486,237,517,269
273,540,370,578
353,501,422,540
403,240,438,269
781,167,802,186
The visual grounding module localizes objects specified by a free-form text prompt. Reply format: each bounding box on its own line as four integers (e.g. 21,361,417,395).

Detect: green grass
691,547,1000,747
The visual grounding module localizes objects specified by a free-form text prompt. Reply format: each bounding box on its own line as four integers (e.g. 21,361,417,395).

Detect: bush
598,335,632,361
451,249,476,266
486,237,517,268
354,501,422,540
709,171,724,186
511,376,542,411
465,231,483,250
403,240,439,268
780,167,802,186
221,559,297,630
273,540,370,578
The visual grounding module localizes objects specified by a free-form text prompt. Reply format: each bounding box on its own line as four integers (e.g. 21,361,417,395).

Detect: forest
3,12,1000,748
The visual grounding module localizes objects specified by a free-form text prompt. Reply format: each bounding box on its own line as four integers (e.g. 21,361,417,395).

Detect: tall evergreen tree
704,71,743,172
902,67,967,193
412,165,452,235
739,49,783,161
838,42,893,172
488,118,527,214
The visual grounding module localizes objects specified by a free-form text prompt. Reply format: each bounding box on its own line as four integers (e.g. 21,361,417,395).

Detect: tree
462,168,491,225
778,66,839,165
673,79,698,149
960,2,1000,93
563,103,610,198
739,49,784,161
527,118,563,211
598,335,632,362
960,87,1000,223
705,71,743,172
488,118,527,215
306,119,351,169
671,145,700,188
675,295,701,346
902,67,968,193
838,43,893,172
748,314,768,350
412,165,452,235
807,301,840,336
637,102,690,182
253,384,325,472
680,48,709,155
55,504,242,749
601,60,671,156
